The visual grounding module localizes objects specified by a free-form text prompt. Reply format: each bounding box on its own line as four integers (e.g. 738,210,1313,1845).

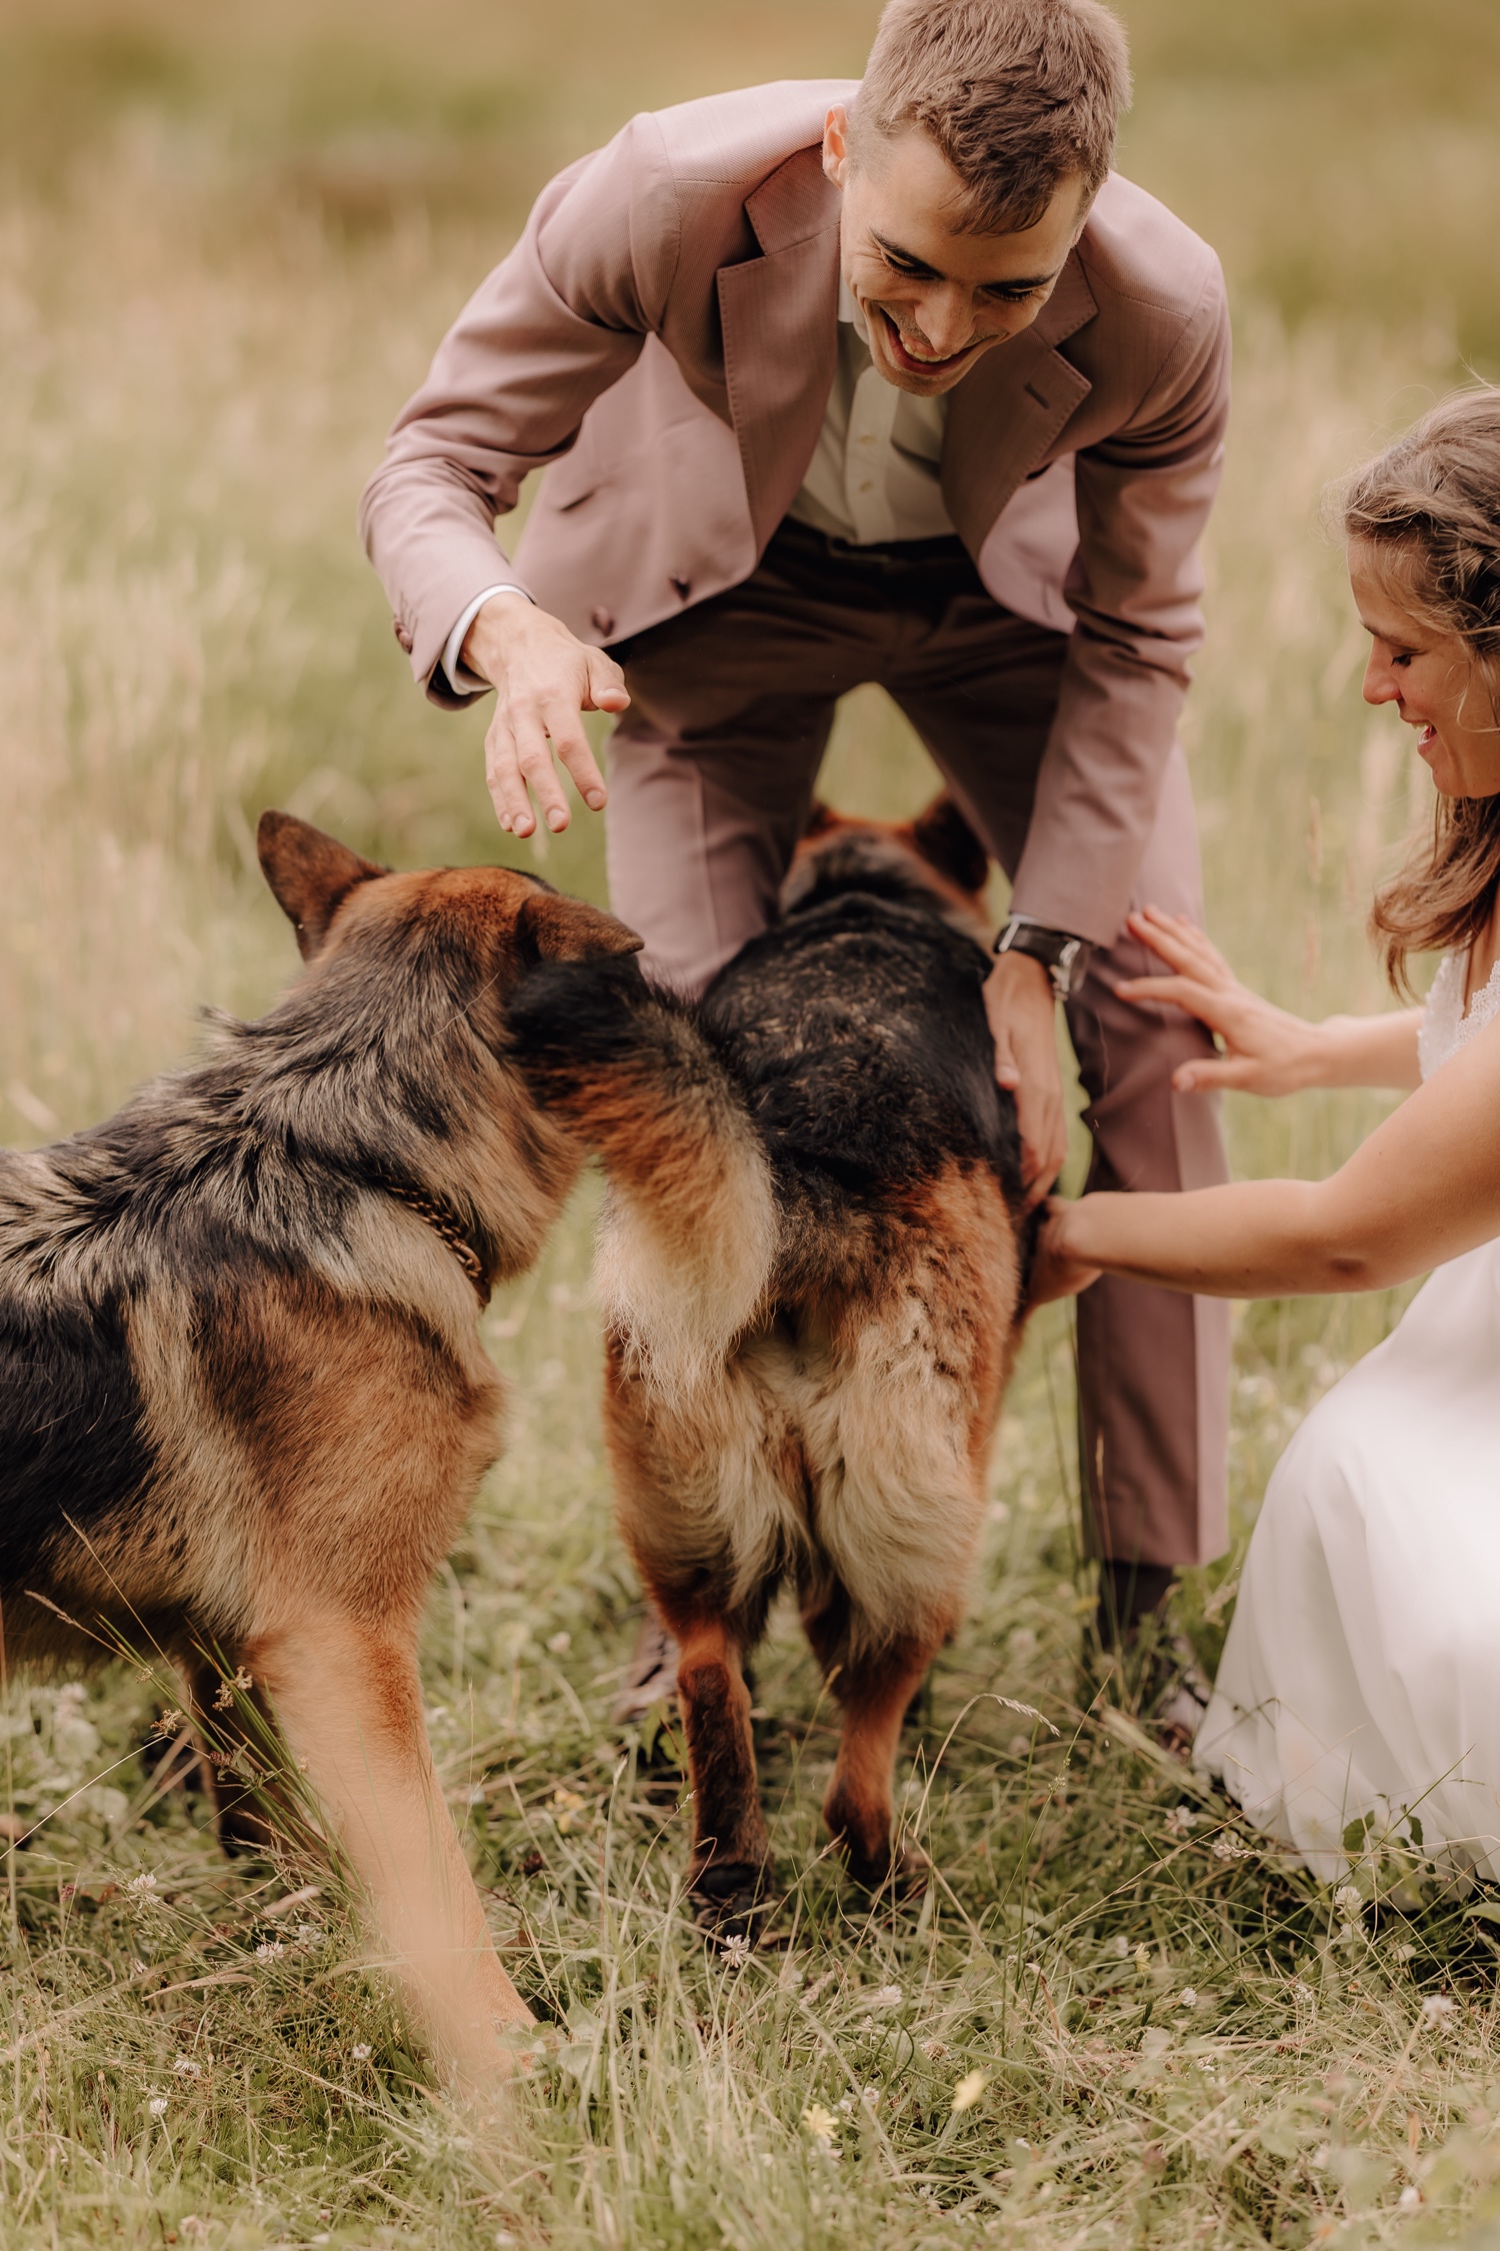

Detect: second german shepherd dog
509,796,1031,1913
0,812,643,2088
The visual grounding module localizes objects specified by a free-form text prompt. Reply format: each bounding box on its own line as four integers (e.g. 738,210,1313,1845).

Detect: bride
1041,388,1500,1882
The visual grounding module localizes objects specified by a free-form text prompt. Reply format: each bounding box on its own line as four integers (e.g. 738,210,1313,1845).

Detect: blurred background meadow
5,2,1500,2245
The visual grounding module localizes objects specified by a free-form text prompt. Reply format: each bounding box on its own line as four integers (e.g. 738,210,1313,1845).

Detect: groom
361,0,1232,1693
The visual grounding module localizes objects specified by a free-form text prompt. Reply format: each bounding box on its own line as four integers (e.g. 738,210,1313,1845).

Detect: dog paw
844,1837,930,1902
688,1857,771,1923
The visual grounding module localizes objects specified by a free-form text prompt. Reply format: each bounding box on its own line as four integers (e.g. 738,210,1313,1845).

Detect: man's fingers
510,707,576,834
990,1025,1021,1088
485,717,541,839
583,650,631,716
550,716,608,813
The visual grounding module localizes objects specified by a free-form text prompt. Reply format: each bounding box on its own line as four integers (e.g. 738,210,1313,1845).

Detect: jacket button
393,618,414,655
590,606,616,638
669,573,691,600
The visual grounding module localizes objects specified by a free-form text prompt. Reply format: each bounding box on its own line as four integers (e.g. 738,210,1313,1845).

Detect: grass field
4,3,1500,2245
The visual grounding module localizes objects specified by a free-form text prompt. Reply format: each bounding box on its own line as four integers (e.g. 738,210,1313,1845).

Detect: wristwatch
994,915,1090,1002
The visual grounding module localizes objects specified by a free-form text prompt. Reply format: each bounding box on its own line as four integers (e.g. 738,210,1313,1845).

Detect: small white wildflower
1293,1981,1316,2008
254,1940,285,1964
1134,1943,1151,1974
295,1922,323,1944
719,1932,752,1969
837,2095,855,2114
919,2037,949,2061
128,1871,159,1899
1422,1995,1457,2026
148,2095,168,2118
352,2043,373,2061
1311,2143,1330,2171
1211,1832,1251,1862
1393,1942,1417,1962
546,1631,572,1654
1177,1988,1198,2009
1165,1804,1199,1837
868,1984,903,2009
1398,2186,1421,2211
1334,1885,1363,1919
802,2103,838,2142
860,2085,880,2109
172,2056,201,2078
951,2069,987,2114
1111,1935,1129,1958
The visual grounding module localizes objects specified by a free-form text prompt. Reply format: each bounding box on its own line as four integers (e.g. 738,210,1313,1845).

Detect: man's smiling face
823,103,1089,399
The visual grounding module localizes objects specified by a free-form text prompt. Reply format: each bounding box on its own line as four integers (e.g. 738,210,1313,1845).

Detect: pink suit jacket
360,80,1230,944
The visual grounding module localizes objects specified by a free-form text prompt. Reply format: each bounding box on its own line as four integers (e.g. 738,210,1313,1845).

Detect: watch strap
994,916,1090,1001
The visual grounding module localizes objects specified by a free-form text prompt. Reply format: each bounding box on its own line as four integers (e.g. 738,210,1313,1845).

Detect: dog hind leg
245,1611,532,2091
808,1616,937,1896
673,1616,770,1917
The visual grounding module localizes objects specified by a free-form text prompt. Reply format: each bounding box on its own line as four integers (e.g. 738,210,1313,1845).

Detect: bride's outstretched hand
1117,906,1319,1096
1028,1197,1103,1306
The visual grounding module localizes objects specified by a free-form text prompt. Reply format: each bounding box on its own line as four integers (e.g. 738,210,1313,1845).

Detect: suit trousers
603,519,1229,1568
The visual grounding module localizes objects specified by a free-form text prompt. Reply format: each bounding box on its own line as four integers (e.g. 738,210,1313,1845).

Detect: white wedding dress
1195,951,1500,1880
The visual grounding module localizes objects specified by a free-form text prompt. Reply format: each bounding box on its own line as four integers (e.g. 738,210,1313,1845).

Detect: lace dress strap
1419,950,1500,1080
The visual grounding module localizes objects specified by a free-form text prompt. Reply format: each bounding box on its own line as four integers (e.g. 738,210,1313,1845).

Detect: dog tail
506,958,777,1396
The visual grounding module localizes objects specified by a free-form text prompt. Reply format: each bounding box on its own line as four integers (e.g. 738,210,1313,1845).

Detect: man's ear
516,889,644,965
257,811,388,961
908,794,990,896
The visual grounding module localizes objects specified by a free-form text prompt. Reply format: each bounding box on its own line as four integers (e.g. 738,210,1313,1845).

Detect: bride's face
1349,540,1500,798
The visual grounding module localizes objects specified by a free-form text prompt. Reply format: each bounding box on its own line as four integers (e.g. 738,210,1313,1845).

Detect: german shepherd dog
508,796,1031,1913
0,812,643,2088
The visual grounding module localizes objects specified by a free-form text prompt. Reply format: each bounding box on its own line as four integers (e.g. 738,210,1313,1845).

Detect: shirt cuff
440,584,533,695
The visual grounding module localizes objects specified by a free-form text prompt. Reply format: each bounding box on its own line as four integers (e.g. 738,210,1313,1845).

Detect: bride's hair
1339,388,1500,994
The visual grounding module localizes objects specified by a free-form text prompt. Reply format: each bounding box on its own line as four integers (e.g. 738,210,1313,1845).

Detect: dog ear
257,811,388,961
516,889,644,964
908,794,990,896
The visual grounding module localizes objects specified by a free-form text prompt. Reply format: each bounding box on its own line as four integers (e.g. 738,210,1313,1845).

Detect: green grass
4,2,1500,2243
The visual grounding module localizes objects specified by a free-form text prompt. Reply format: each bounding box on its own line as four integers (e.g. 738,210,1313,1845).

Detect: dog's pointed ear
257,811,388,961
908,794,990,896
516,888,644,964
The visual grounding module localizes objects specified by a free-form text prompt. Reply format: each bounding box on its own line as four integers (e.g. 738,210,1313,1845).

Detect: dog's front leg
246,1613,533,2091
673,1615,769,1917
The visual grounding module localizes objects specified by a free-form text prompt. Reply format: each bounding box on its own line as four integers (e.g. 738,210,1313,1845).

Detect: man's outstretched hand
984,948,1068,1207
462,595,630,839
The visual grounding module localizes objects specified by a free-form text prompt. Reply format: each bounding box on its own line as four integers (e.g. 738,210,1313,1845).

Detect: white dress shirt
787,280,954,545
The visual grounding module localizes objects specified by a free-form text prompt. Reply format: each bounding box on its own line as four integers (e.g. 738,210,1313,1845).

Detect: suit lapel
718,147,841,554
941,253,1096,557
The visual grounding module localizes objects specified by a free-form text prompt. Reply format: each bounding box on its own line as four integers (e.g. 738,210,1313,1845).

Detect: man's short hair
851,0,1132,233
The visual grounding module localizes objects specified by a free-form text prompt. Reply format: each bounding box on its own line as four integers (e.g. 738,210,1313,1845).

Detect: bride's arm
1042,1006,1500,1299
1116,907,1422,1095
